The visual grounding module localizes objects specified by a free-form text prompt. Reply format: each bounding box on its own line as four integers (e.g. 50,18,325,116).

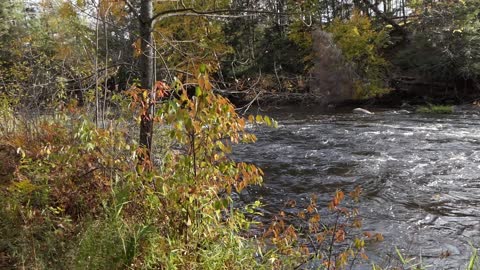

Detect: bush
416,104,454,114
327,10,391,99
0,108,133,268
1,73,377,269
395,1,480,88
0,73,280,269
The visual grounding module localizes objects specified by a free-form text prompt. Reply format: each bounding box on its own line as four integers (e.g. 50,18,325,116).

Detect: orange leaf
154,81,169,98
349,186,362,202
335,229,346,242
374,233,384,241
309,213,321,224
132,39,141,57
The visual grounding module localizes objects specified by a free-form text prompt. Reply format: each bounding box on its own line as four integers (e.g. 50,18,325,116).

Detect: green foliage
327,11,391,99
287,20,314,72
416,104,454,114
1,69,375,269
0,1,24,57
151,0,233,80
396,1,480,84
0,1,96,108
393,36,456,81
76,219,127,269
0,70,282,269
123,72,278,268
0,101,134,268
467,244,478,270
75,195,154,270
223,22,309,78
370,247,430,270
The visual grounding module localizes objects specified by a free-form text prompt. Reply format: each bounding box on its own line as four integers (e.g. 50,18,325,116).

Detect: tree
394,0,480,92
132,0,280,160
326,10,390,98
138,0,154,156
0,1,96,109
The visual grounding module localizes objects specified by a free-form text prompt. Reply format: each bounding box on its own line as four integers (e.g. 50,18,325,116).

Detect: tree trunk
139,0,154,159
361,0,408,39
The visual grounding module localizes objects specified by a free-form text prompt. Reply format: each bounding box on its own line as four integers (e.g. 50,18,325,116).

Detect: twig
237,90,263,115
79,167,100,179
327,211,341,270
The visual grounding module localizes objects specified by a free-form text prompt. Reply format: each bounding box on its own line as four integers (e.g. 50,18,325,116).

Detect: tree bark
139,0,154,158
134,1,289,162
361,0,408,39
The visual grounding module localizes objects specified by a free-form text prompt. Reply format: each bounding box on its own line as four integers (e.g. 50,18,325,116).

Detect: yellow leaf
133,39,142,57
352,27,360,36
264,116,272,126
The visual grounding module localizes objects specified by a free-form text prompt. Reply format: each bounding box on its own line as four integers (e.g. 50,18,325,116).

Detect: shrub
395,1,480,88
1,71,377,269
416,104,454,114
0,71,279,269
327,10,391,99
0,107,134,268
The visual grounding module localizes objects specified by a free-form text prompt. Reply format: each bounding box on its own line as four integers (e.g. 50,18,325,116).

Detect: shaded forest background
2,0,480,113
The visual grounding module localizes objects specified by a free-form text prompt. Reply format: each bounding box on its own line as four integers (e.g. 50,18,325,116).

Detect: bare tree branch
360,0,408,38
151,8,296,25
125,0,140,19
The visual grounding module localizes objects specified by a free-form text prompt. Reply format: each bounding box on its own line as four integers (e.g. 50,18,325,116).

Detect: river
234,107,480,269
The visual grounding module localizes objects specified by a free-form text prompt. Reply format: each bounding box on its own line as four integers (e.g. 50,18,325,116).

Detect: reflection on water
234,108,480,269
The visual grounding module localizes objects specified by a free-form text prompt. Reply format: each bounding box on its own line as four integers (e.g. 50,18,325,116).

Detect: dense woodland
1,0,480,269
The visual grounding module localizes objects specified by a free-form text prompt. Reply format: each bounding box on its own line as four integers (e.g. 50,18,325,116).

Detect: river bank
223,51,480,110
226,84,480,113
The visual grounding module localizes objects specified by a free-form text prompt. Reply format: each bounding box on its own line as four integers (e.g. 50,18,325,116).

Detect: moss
416,105,454,114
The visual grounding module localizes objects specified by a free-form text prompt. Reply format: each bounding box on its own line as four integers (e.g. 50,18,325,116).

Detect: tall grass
416,104,454,114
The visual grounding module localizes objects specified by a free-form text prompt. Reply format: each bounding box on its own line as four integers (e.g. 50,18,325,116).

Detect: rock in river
353,108,374,115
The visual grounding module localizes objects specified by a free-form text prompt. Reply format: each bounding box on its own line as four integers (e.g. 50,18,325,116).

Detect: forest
1,0,480,269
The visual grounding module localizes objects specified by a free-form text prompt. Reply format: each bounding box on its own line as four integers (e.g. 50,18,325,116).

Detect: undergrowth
416,104,454,114
0,71,381,269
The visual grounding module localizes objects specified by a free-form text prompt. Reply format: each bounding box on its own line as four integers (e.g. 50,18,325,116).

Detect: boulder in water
353,108,374,115
385,109,411,115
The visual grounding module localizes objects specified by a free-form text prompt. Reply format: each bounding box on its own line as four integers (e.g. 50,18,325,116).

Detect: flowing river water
234,107,480,269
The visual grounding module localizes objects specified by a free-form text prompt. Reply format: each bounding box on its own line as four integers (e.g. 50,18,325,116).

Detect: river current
234,107,480,269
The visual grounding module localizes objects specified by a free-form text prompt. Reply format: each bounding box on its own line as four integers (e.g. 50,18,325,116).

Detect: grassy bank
416,104,454,114
0,83,375,269
0,87,277,269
